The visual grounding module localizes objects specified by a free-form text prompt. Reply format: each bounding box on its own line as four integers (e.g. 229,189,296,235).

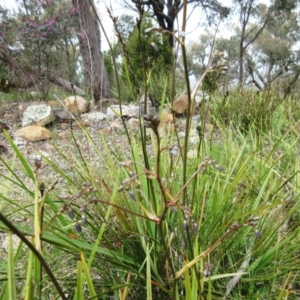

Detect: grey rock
106,105,139,119
13,137,28,148
22,104,55,127
82,112,108,121
52,108,75,122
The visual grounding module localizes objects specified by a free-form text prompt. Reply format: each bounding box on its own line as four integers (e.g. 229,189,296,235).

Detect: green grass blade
24,241,34,300
74,255,84,300
7,233,16,300
146,242,152,300
3,131,34,179
80,252,96,297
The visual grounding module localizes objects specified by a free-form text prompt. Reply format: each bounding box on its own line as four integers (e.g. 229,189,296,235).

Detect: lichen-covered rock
106,105,139,119
22,104,55,127
82,112,108,121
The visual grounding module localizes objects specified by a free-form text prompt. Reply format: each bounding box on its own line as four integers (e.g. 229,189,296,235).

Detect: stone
18,102,38,112
172,93,196,115
63,97,77,114
128,118,140,130
48,100,62,108
63,96,89,115
52,107,75,122
204,123,214,133
156,110,177,136
194,92,209,105
30,91,41,100
107,105,139,119
100,127,112,135
72,120,91,130
22,104,55,127
13,137,28,148
60,123,69,130
158,123,176,136
45,143,55,151
18,103,25,111
0,144,8,154
82,112,108,122
160,110,175,124
58,132,67,139
15,126,52,142
139,92,156,113
139,92,153,106
172,94,188,114
109,121,123,131
0,121,9,133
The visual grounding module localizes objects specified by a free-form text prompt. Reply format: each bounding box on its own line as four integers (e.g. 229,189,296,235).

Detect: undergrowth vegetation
0,5,300,300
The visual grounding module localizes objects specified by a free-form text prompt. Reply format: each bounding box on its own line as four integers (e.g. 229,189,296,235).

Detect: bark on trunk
48,73,85,95
72,0,110,104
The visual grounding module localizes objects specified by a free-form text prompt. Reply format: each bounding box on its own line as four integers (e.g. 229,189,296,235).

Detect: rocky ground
0,101,124,157
0,99,216,209
0,99,209,159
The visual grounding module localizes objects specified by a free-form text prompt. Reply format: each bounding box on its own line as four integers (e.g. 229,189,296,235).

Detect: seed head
39,182,45,197
129,191,136,201
75,222,82,233
33,154,42,169
255,229,261,239
80,204,87,212
81,214,86,225
183,220,187,230
68,208,75,219
143,114,160,130
192,222,198,233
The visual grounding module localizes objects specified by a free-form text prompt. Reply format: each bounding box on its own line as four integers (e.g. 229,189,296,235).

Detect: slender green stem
33,169,42,299
180,43,192,207
0,212,67,300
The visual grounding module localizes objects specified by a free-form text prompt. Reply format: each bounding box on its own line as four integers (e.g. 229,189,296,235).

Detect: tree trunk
47,73,85,95
72,0,110,104
238,39,244,88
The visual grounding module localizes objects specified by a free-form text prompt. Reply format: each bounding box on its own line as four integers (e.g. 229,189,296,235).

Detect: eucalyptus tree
247,8,300,94
121,0,230,47
72,0,110,103
232,0,298,88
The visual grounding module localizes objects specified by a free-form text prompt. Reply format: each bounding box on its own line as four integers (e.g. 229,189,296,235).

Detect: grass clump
1,93,300,299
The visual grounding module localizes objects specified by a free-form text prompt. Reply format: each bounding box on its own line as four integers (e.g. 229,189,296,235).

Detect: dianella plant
0,1,299,300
